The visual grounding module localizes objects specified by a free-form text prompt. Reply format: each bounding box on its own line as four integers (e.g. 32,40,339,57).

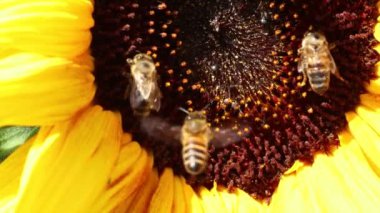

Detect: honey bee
126,53,162,117
297,32,346,95
140,110,247,175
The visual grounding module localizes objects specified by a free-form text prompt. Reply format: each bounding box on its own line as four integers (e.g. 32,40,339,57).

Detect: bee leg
328,42,336,50
300,70,307,87
331,69,347,83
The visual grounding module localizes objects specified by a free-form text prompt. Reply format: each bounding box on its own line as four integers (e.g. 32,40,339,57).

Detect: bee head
184,111,208,134
302,31,328,51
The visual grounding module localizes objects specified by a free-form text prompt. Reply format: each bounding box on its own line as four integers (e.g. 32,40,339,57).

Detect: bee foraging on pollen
140,109,247,176
297,31,346,95
126,53,162,117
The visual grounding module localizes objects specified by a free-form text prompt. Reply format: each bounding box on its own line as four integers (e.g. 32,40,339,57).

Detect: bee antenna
178,107,189,115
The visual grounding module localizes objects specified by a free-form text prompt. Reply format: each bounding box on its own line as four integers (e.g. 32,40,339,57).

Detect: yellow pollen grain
165,43,171,48
290,35,296,41
167,69,174,75
148,28,155,34
155,62,160,67
280,35,287,40
288,104,293,109
285,22,291,28
273,14,280,20
283,61,290,66
279,3,285,10
275,30,282,35
302,92,307,98
290,89,297,95
148,21,155,26
200,88,205,93
254,117,261,122
132,3,139,8
284,114,289,119
151,46,158,51
244,128,250,133
162,24,168,29
180,61,187,67
171,33,177,39
152,53,157,59
287,50,294,55
272,113,278,118
186,69,192,75
307,107,313,114
160,32,168,38
146,50,152,55
293,13,299,19
177,86,184,92
188,108,194,112
165,82,171,87
269,2,275,8
170,50,176,55
158,3,167,10
263,124,270,129
186,100,192,105
273,60,279,65
149,10,155,15
182,78,188,84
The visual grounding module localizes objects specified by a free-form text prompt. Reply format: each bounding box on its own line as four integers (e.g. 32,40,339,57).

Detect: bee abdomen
308,68,330,94
182,139,208,175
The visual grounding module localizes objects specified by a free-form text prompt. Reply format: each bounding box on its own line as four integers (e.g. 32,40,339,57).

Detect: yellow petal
0,52,95,126
235,189,266,212
148,168,174,213
217,187,237,213
346,112,380,176
0,0,93,58
198,186,227,213
172,176,186,213
121,169,159,213
95,146,154,212
360,94,380,112
0,134,35,212
182,177,203,213
15,106,122,212
270,172,310,213
304,154,361,212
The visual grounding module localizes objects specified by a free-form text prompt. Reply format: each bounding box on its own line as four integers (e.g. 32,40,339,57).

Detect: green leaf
0,126,39,162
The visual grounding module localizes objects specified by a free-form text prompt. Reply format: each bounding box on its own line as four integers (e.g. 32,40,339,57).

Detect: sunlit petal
0,0,93,58
0,52,95,126
14,106,122,212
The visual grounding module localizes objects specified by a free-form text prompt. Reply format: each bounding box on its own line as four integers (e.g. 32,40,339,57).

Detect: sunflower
1,0,380,212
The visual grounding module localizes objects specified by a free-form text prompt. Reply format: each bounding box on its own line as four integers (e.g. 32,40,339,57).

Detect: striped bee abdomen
182,137,209,175
307,64,330,95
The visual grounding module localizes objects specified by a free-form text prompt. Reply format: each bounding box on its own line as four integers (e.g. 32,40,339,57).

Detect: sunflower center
91,0,379,200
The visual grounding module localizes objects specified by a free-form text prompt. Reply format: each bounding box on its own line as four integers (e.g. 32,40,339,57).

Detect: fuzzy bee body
127,53,162,117
181,111,213,175
298,32,345,95
140,110,246,176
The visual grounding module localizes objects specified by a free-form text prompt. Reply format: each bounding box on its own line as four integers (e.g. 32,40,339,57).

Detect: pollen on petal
0,52,95,126
14,106,122,212
0,0,94,58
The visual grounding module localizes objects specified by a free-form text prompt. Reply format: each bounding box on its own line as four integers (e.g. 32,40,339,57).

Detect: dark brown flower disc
91,0,379,200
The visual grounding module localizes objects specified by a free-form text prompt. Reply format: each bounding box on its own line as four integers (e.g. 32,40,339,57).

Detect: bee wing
140,116,181,145
210,127,249,148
